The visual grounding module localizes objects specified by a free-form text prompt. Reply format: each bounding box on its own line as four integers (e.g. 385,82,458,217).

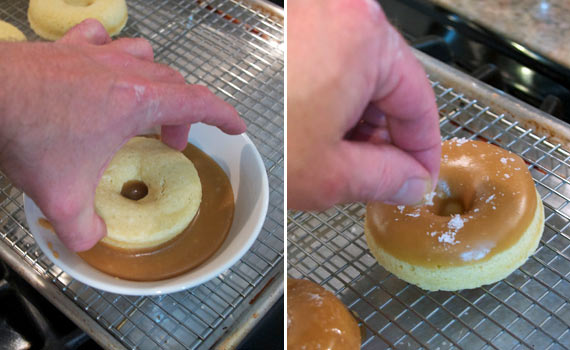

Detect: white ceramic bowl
24,123,269,295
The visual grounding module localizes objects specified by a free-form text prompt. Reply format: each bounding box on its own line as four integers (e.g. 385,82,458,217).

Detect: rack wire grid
288,80,570,349
0,0,283,349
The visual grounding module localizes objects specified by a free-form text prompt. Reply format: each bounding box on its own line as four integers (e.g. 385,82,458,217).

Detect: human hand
0,19,246,251
287,0,441,210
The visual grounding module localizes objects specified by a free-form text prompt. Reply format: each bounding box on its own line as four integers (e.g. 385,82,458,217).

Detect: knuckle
192,85,213,99
316,164,348,208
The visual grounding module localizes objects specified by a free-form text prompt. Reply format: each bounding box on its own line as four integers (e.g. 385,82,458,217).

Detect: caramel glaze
366,139,537,267
78,143,234,281
287,279,361,350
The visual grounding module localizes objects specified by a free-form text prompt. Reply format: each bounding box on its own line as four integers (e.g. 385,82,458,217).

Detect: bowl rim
24,129,269,295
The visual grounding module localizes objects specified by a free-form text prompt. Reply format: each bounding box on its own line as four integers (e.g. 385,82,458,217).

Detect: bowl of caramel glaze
24,123,269,295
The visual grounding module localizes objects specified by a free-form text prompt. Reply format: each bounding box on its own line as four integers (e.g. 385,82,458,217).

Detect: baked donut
287,278,361,350
0,20,26,41
365,138,544,291
28,0,128,40
95,137,201,250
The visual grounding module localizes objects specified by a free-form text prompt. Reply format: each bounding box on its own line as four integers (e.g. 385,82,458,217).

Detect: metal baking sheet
288,58,570,349
0,0,284,349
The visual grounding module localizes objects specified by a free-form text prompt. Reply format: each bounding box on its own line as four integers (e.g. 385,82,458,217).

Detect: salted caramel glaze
366,139,537,267
287,279,361,350
78,143,234,281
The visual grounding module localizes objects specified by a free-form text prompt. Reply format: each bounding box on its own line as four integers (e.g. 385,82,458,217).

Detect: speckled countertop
427,0,570,69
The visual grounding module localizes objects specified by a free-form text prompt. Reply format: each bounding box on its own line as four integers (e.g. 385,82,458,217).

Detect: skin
287,0,441,210
0,19,246,252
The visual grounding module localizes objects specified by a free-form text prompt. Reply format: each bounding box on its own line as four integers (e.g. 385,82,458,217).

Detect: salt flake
424,191,436,206
452,137,469,146
448,214,465,230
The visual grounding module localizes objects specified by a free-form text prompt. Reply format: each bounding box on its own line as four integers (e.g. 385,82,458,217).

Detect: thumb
43,191,107,252
161,124,191,151
58,18,111,45
338,141,433,205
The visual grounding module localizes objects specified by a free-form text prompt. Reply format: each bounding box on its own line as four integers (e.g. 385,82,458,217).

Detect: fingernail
387,178,430,205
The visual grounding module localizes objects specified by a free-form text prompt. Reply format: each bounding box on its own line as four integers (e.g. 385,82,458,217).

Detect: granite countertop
427,0,570,69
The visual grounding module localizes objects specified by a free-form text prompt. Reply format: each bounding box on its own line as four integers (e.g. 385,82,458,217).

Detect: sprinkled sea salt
438,231,457,244
504,174,510,179
433,215,465,245
406,209,421,217
485,194,495,203
424,191,436,206
307,293,323,306
448,214,465,230
397,205,405,213
474,208,480,212
452,137,469,146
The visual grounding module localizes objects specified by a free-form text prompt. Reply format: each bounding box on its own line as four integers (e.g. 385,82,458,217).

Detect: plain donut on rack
365,138,544,291
95,137,202,250
0,20,26,41
28,0,128,40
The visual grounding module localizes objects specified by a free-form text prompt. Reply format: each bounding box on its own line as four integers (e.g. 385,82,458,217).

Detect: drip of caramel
38,218,54,233
78,143,234,281
366,139,537,267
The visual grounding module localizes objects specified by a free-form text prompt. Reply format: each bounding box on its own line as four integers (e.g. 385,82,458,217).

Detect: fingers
372,24,441,187
161,124,191,150
58,19,111,45
55,209,106,252
108,38,155,61
134,61,186,84
348,104,391,144
338,141,432,205
147,84,246,135
43,193,107,252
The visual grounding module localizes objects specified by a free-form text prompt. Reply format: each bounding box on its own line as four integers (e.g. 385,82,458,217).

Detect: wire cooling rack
0,0,283,349
288,81,570,349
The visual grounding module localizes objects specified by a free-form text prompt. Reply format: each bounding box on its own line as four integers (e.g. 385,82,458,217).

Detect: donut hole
121,180,148,201
435,197,466,216
428,180,475,216
63,0,95,7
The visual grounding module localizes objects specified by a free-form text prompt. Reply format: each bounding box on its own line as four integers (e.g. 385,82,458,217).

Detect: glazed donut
95,137,201,250
287,278,361,350
28,0,128,40
0,20,26,41
365,138,544,291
